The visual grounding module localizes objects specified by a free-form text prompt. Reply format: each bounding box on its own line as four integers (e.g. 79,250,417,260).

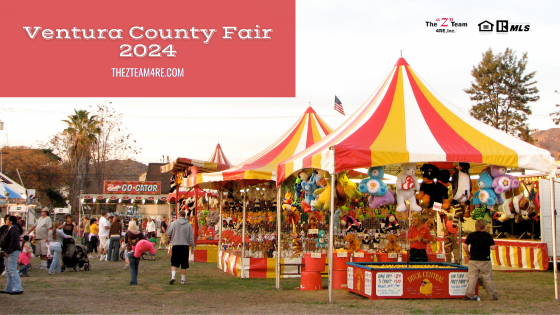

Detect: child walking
462,219,498,301
18,235,33,277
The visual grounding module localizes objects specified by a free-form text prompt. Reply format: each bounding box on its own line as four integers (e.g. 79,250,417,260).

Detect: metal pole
241,181,247,278
276,186,282,290
328,147,336,304
458,207,463,265
549,176,558,300
218,189,223,269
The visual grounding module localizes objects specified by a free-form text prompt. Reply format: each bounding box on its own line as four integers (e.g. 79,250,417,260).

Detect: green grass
1,253,559,314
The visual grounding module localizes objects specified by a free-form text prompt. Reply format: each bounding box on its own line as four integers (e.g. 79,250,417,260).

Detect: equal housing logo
478,20,531,34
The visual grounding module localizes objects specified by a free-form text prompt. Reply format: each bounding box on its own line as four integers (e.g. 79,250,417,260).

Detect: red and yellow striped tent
191,107,332,187
208,143,233,166
277,58,556,183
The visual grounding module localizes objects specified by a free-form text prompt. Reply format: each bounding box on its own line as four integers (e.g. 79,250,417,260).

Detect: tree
1,146,65,207
464,48,539,143
551,90,560,125
88,102,142,195
49,110,101,213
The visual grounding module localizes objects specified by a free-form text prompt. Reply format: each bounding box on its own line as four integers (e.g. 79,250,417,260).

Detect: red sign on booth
104,181,161,195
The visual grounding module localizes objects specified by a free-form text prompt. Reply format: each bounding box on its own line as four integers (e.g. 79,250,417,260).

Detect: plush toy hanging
396,163,421,212
302,171,320,211
333,208,342,230
451,162,472,227
336,170,363,201
471,171,497,207
488,165,520,194
313,172,334,211
358,166,395,210
431,169,451,210
416,163,439,207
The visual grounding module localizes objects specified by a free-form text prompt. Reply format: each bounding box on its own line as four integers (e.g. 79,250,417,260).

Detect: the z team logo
425,17,467,33
478,20,531,34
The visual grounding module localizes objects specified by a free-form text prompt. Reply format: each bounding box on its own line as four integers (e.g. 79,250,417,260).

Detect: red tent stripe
306,113,315,148
299,69,398,170
405,66,482,163
334,65,402,171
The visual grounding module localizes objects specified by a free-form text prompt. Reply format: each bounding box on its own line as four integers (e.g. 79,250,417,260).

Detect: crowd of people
0,209,194,294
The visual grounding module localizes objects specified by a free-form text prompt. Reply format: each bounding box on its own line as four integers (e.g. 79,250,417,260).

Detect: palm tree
62,109,101,212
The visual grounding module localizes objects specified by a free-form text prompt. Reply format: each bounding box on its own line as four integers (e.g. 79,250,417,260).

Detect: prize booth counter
346,262,474,300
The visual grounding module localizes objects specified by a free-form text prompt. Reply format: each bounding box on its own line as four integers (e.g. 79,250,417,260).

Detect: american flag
334,95,345,116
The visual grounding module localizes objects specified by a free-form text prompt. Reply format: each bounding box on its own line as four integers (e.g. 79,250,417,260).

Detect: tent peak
395,57,409,66
305,106,317,114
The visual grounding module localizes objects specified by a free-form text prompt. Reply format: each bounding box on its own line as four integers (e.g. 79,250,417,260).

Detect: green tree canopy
464,48,539,143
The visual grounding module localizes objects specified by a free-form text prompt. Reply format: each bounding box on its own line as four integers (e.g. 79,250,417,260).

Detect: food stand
277,57,558,302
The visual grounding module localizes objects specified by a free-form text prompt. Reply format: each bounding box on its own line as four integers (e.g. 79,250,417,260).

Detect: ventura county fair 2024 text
23,26,273,57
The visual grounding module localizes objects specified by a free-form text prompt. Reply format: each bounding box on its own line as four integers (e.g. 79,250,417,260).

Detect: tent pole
241,181,247,278
328,147,336,304
549,176,558,300
276,186,281,290
218,189,223,269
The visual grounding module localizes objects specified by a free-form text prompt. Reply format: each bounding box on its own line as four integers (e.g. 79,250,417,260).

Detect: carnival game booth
188,107,333,278
277,57,558,302
160,144,232,263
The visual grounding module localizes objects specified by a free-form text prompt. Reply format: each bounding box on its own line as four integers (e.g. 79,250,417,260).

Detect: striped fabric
438,237,548,270
208,143,233,166
277,58,556,184
194,107,332,185
160,157,230,174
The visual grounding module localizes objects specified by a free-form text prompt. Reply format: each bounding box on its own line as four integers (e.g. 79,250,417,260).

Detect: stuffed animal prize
471,171,497,207
396,163,422,212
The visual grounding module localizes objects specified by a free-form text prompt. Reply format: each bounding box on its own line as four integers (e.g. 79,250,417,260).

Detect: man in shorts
166,211,194,285
27,209,53,270
98,212,111,261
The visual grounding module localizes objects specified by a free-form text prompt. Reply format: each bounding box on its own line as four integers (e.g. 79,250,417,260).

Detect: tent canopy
277,58,556,183
208,143,233,166
191,107,332,188
0,183,25,199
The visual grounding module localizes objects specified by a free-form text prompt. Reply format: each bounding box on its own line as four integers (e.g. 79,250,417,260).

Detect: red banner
104,181,161,195
0,0,295,97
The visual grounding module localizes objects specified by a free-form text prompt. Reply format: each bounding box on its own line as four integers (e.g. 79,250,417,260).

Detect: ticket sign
103,181,161,195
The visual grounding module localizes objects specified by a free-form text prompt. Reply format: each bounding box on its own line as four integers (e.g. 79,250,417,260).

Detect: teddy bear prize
219,182,280,258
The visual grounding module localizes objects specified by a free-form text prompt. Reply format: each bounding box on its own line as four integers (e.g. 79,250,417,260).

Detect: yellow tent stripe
309,114,322,142
370,66,409,166
407,68,519,167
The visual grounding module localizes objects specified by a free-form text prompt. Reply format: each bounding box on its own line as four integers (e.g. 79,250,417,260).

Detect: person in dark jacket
0,215,9,275
0,216,23,295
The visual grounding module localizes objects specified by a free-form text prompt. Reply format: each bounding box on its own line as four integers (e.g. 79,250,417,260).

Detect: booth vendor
408,212,431,262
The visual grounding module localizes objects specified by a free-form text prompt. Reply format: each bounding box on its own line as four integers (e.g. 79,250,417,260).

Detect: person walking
62,214,76,237
47,221,71,275
27,209,53,270
463,219,498,301
159,217,168,250
81,216,90,247
1,216,23,295
146,217,156,239
166,210,194,285
87,218,99,257
18,235,33,277
124,221,146,285
0,215,9,276
98,212,111,261
107,215,123,262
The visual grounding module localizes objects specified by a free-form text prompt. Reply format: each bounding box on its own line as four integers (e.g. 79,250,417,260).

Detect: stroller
61,238,91,272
